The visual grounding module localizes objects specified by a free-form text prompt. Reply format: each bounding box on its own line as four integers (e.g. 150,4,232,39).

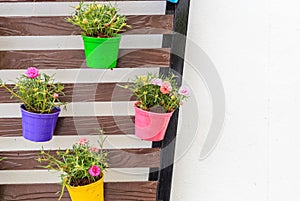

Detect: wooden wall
0,0,174,200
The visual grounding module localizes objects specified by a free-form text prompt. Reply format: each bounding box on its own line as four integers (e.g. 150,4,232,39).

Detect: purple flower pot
20,105,60,142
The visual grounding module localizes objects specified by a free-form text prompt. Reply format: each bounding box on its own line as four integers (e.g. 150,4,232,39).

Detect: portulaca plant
67,1,130,38
0,67,66,114
38,134,108,200
121,73,190,113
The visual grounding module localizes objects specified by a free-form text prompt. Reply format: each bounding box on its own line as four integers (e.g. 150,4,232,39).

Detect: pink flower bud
88,165,101,177
53,93,59,99
77,137,88,145
151,78,162,86
89,146,99,153
178,86,190,96
160,81,172,94
25,67,39,79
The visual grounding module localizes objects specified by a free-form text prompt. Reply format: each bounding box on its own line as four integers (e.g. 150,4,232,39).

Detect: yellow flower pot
66,173,104,201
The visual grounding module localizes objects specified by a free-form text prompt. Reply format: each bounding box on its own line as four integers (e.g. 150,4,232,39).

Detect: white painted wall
172,0,300,200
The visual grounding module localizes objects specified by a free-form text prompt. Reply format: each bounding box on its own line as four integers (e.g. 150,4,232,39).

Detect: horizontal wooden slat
0,102,137,117
0,135,152,151
0,1,166,16
0,83,134,103
0,68,160,84
0,168,150,184
0,15,173,36
0,182,157,201
0,35,163,50
0,148,160,170
0,116,135,136
0,49,170,69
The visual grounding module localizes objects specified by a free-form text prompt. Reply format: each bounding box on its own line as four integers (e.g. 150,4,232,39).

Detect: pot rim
82,34,121,39
20,104,61,116
134,102,174,116
66,172,104,190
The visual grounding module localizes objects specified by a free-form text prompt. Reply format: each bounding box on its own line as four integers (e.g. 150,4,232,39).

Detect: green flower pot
82,35,121,69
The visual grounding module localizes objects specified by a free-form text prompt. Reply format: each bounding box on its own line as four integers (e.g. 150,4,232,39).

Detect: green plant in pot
38,133,108,201
0,67,66,142
67,2,130,69
120,73,190,141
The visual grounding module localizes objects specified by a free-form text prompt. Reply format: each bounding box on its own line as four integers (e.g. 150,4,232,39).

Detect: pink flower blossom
88,165,101,177
151,78,162,86
89,146,99,153
53,93,59,99
25,67,39,79
77,137,88,145
178,86,190,96
160,81,172,94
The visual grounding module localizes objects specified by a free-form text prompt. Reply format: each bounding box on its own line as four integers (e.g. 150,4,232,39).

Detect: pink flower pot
134,104,174,141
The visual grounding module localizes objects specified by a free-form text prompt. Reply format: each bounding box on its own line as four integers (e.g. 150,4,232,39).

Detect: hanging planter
67,2,130,69
66,173,104,201
119,74,190,142
21,105,61,142
38,135,108,201
0,67,66,142
82,35,121,69
134,103,173,141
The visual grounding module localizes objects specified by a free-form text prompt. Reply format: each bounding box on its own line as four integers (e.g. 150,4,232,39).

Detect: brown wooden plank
0,148,160,170
0,48,170,69
0,116,135,136
0,182,157,201
0,15,173,36
0,83,134,103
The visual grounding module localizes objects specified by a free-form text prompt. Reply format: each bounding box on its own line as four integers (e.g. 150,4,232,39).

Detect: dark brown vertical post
149,0,191,200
